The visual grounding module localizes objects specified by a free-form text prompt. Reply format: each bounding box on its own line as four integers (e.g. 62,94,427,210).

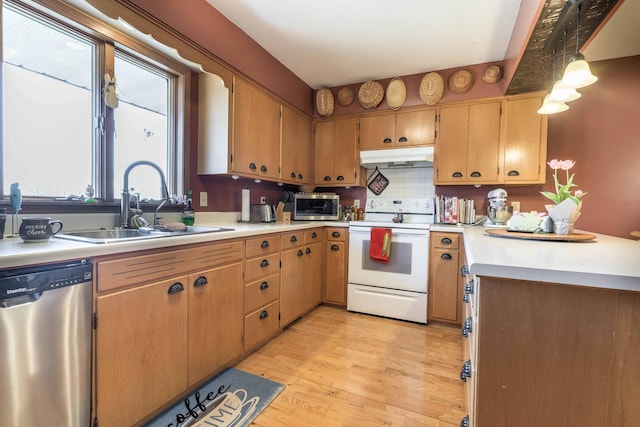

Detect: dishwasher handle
0,292,43,308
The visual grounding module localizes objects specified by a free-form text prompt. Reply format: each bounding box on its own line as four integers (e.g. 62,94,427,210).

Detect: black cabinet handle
260,281,269,290
306,247,311,254
336,175,344,181
249,162,257,170
193,276,208,287
465,280,474,295
461,317,473,337
167,282,184,295
383,137,393,144
441,253,452,260
441,237,452,245
260,165,267,172
508,170,520,176
261,240,270,249
460,415,470,427
312,232,317,238
331,244,340,251
259,310,269,320
470,171,481,177
398,136,408,143
460,360,471,382
324,176,331,181
297,250,304,257
462,294,470,304
452,172,463,178
298,174,303,179
332,231,341,238
460,264,469,277
290,235,298,243
260,259,269,268
290,172,296,178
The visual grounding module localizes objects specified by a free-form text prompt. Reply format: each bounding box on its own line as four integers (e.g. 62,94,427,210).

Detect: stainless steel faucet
120,161,169,228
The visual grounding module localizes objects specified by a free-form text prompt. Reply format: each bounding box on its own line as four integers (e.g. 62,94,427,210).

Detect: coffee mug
19,217,63,242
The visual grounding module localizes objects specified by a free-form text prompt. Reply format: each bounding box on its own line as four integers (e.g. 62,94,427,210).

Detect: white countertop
461,226,640,292
0,220,348,269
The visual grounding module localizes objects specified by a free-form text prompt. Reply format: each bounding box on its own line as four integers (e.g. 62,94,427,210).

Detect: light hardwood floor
235,306,466,426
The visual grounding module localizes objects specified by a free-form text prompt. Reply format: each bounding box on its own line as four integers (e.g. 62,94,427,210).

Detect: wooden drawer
433,232,460,249
188,240,244,271
280,231,304,250
246,234,280,258
304,228,323,244
244,300,280,351
245,253,280,282
326,227,346,241
97,249,191,292
245,273,280,314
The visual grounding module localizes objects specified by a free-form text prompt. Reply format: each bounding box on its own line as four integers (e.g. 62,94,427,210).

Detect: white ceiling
582,0,640,63
205,0,523,89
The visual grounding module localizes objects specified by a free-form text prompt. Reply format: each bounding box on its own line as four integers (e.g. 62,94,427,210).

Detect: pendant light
549,30,581,103
537,48,569,114
561,3,598,88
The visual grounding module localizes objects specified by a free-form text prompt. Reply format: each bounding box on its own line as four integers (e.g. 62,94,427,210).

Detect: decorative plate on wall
386,77,406,110
448,69,474,94
419,72,444,105
358,80,384,109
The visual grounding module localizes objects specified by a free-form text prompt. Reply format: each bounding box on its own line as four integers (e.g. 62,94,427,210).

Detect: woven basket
315,88,334,117
482,65,503,84
419,72,444,105
386,77,406,110
448,69,474,94
337,87,355,106
358,80,384,109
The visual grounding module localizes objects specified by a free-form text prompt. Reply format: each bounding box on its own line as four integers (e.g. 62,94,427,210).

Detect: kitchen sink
55,225,234,244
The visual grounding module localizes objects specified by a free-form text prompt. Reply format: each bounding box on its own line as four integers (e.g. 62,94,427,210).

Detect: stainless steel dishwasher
0,259,93,427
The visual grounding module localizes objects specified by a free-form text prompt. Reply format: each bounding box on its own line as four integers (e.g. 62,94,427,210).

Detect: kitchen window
1,0,187,206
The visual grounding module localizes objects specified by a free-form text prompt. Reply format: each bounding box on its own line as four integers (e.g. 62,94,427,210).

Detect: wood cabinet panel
313,118,362,186
303,242,324,313
428,232,465,324
325,240,347,305
281,105,312,184
244,300,280,351
359,114,396,149
245,273,280,314
246,234,280,258
360,110,436,149
280,246,305,327
245,253,280,282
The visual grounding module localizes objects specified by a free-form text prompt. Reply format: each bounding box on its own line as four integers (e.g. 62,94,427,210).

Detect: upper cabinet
435,100,502,185
502,94,548,184
281,105,312,185
313,118,364,186
360,109,436,150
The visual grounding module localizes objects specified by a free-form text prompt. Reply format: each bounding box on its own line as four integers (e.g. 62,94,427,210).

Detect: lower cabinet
428,231,466,324
324,227,348,305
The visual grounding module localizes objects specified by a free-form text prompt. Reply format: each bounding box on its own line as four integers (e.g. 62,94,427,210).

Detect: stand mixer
487,188,513,225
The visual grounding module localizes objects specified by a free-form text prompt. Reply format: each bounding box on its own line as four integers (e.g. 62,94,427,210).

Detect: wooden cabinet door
332,118,359,185
303,242,323,313
96,276,189,427
325,241,347,305
313,120,335,184
359,114,395,149
435,105,469,184
503,95,547,183
232,77,281,179
396,109,436,147
281,105,312,184
429,247,460,322
280,247,305,327
467,101,502,183
188,262,244,387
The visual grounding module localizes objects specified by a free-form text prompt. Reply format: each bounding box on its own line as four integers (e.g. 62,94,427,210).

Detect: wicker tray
485,228,596,242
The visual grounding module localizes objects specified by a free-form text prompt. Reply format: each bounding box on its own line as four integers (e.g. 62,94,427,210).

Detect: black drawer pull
260,281,269,290
452,172,463,178
290,235,298,243
298,173,303,179
290,172,296,178
260,165,267,172
259,310,269,320
508,170,520,176
324,176,331,181
460,360,471,382
297,250,304,257
306,247,311,254
260,259,269,268
470,171,481,177
331,244,340,251
398,136,408,143
336,175,344,181
441,253,452,260
383,137,393,144
441,237,452,245
332,231,341,238
167,282,184,295
249,162,257,170
460,415,470,427
460,264,469,277
193,276,208,287
261,240,270,249
312,232,317,238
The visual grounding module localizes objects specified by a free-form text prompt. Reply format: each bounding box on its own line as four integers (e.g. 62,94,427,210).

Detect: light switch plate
200,191,208,207
354,199,361,208
511,201,520,212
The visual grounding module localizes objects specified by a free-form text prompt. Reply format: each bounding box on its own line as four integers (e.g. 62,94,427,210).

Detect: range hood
360,146,434,168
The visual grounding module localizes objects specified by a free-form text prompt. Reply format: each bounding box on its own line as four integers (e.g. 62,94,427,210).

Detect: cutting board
485,228,596,242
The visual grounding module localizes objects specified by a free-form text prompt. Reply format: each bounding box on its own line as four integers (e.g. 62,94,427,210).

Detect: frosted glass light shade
549,80,582,103
561,54,598,88
537,94,569,115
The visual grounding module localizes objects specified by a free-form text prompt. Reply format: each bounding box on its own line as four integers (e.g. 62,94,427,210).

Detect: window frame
0,0,190,212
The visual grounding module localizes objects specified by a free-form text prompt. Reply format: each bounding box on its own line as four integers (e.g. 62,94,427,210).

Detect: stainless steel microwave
293,193,340,221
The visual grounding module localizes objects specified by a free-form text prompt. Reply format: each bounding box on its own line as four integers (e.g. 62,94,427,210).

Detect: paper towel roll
241,188,250,222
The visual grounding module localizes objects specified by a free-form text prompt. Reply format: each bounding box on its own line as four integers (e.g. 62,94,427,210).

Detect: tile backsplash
365,167,435,199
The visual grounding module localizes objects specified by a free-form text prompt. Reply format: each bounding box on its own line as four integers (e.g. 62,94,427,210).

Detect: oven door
348,225,429,292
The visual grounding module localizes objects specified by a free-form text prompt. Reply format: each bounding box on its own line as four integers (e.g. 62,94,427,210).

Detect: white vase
545,199,582,235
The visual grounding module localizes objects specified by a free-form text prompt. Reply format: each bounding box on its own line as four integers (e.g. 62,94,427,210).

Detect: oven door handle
349,227,429,236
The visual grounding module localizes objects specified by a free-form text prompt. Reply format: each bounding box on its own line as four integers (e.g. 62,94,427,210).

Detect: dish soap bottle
181,191,195,226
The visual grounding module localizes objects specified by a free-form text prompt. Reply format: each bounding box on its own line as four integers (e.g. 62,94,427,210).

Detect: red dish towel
370,228,392,263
